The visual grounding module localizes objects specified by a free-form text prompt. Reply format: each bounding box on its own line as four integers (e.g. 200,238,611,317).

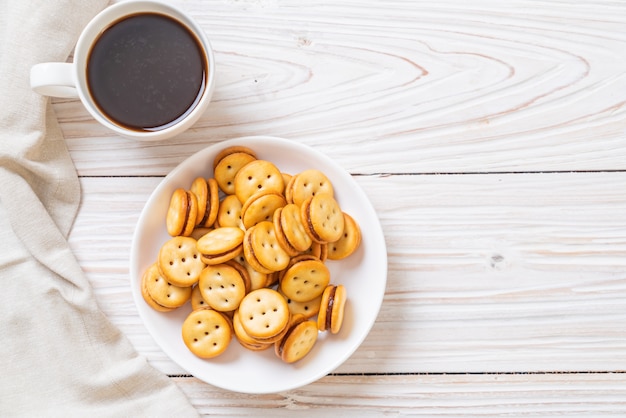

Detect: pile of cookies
141,145,361,364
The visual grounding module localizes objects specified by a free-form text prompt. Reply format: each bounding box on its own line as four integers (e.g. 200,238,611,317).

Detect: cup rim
73,0,215,141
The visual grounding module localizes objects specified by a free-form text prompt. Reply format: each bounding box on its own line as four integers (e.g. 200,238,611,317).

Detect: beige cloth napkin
0,1,199,416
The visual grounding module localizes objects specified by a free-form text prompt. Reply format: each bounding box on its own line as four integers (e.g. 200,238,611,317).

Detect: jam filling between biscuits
325,286,336,330
183,191,192,232
304,200,323,243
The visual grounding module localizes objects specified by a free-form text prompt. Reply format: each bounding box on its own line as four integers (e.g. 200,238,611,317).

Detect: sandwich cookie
317,284,347,334
300,193,345,244
182,308,232,359
166,188,198,237
213,146,257,195
157,236,206,287
190,177,219,227
274,314,318,364
196,226,245,265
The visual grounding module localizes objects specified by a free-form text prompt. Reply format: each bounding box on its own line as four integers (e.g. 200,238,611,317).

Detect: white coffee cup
30,0,215,141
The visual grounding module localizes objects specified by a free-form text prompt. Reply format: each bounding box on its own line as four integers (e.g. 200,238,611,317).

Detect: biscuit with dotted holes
275,314,318,363
279,258,330,302
158,236,205,287
145,263,193,308
278,287,322,319
272,207,300,257
198,263,247,312
196,226,244,265
141,263,174,312
181,308,232,358
212,145,257,171
232,309,273,351
238,288,290,339
213,148,257,195
241,190,286,230
278,203,313,252
327,212,361,260
166,188,198,237
300,193,345,244
216,194,244,229
291,169,334,207
234,159,284,204
245,221,291,272
191,284,210,311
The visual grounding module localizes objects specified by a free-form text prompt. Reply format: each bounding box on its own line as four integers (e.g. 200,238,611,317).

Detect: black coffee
87,13,206,131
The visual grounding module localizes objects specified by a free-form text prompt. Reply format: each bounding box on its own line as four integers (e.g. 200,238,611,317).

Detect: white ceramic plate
130,136,387,394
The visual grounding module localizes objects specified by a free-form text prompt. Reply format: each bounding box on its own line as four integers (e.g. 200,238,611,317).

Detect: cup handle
30,63,78,98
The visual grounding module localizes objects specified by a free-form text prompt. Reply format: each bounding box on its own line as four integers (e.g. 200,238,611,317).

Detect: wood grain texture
173,373,626,416
71,173,626,375
54,0,626,176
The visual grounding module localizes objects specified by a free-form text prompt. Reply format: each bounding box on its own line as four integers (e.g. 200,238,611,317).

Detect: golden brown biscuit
157,236,205,287
232,309,273,351
327,212,361,260
317,284,347,334
234,159,284,204
300,193,345,244
214,151,258,196
274,314,318,363
181,308,232,358
243,221,291,273
196,227,245,265
238,288,290,340
278,287,322,319
241,190,286,230
141,263,174,312
145,264,193,308
198,263,247,312
291,169,334,206
216,194,244,229
276,203,312,253
190,177,219,227
212,145,257,171
279,258,330,302
166,188,198,237
191,284,210,311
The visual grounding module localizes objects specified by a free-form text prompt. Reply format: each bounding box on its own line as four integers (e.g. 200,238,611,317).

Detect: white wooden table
58,0,626,415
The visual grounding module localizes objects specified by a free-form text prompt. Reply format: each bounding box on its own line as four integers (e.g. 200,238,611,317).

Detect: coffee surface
87,13,206,131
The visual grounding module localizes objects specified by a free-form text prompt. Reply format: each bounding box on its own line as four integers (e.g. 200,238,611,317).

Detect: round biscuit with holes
279,203,313,252
198,263,247,312
238,288,290,339
274,314,318,363
216,194,244,229
213,149,257,195
190,284,210,311
246,221,291,272
196,226,244,265
158,236,205,287
279,258,330,302
278,287,322,319
182,308,232,358
291,169,334,206
327,212,361,260
241,190,286,230
300,193,345,244
141,263,174,312
145,263,193,308
234,159,284,204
